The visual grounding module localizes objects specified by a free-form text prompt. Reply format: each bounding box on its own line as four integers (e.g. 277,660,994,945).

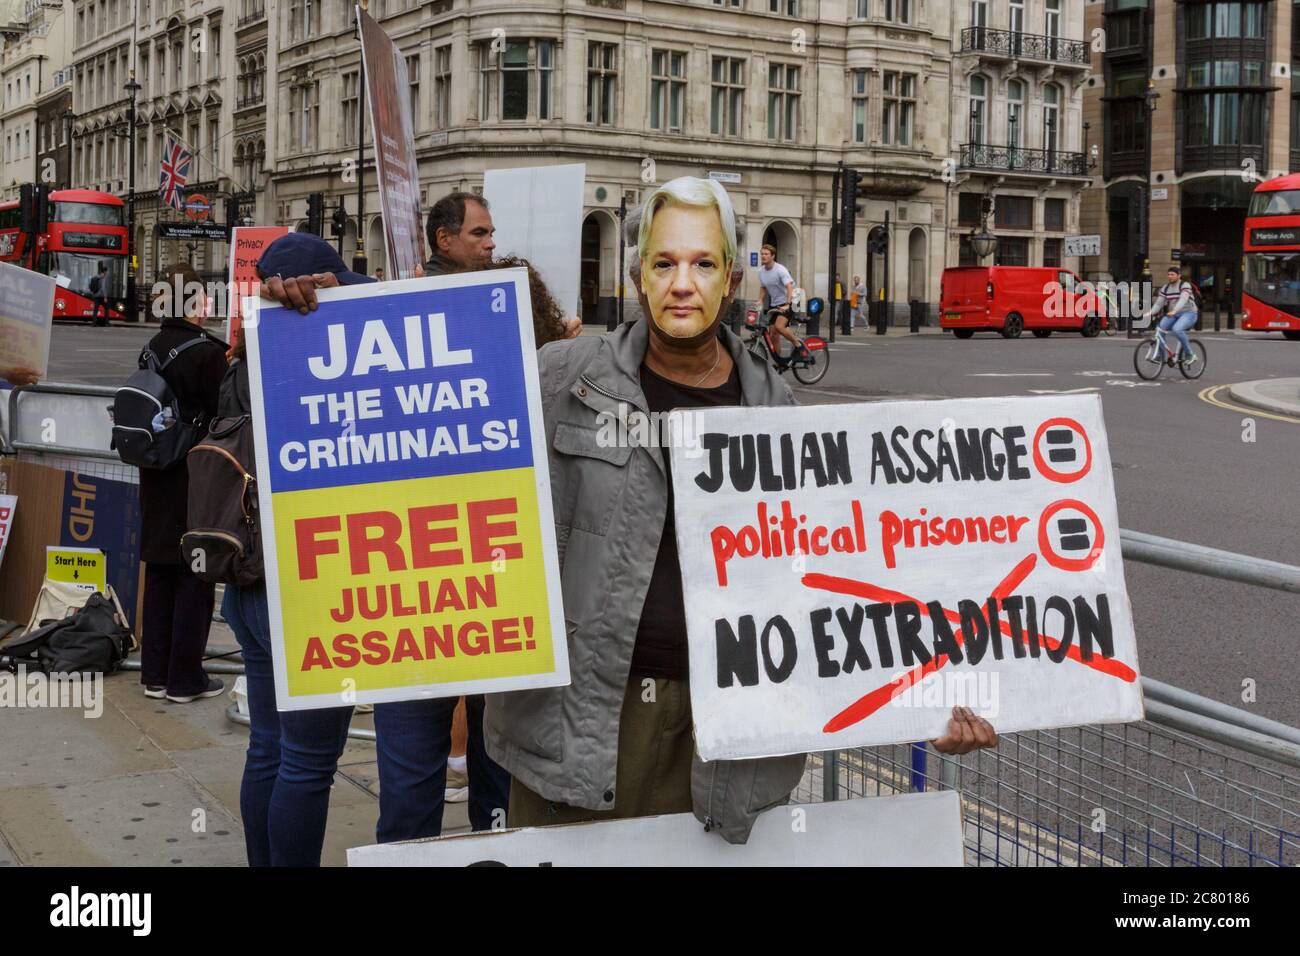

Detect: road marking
1027,387,1102,395
968,372,1054,377
1199,384,1300,425
1076,370,1135,377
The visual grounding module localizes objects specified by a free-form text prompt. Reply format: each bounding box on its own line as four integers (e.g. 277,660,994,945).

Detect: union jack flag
158,134,192,212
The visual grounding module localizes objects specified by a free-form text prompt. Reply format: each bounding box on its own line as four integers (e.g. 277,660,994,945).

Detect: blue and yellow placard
245,270,569,710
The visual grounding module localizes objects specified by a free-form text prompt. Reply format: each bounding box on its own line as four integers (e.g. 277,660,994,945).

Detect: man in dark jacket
139,264,228,702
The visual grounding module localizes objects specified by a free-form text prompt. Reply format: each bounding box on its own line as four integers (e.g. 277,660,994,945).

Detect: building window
767,62,800,141
1188,1,1267,39
881,72,915,146
499,42,528,121
1043,83,1061,153
995,236,1030,266
711,56,745,137
1007,78,1025,148
1044,197,1066,231
479,39,557,123
885,0,911,24
958,192,983,226
1045,0,1060,37
207,118,219,175
855,0,869,16
587,42,618,126
1043,238,1062,267
341,71,359,146
851,70,868,144
650,50,686,132
1010,0,1024,34
434,46,451,129
713,0,743,6
538,40,554,120
1109,67,1147,154
1108,12,1143,49
969,74,987,144
768,0,798,13
406,53,420,129
995,195,1033,229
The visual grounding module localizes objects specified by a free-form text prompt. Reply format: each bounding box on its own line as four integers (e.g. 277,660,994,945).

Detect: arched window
1007,79,1025,149
969,74,988,145
1043,83,1061,154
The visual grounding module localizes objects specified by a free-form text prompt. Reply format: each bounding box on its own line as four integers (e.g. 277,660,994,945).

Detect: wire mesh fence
795,719,1300,867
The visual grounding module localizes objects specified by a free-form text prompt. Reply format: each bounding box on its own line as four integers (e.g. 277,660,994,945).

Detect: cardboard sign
226,225,289,353
46,546,107,594
348,790,964,867
358,7,425,279
245,270,569,711
482,164,585,322
0,494,14,572
0,259,55,379
670,394,1143,761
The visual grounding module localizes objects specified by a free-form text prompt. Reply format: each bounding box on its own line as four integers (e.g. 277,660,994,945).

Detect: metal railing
961,27,1088,65
961,143,1088,176
801,528,1300,866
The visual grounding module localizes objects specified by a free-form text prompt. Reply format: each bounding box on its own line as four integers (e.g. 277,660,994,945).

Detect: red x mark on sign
802,551,1137,735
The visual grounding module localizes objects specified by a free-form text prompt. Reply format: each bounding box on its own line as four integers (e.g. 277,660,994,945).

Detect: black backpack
89,274,101,295
111,338,214,470
179,359,263,585
180,412,263,585
0,593,133,675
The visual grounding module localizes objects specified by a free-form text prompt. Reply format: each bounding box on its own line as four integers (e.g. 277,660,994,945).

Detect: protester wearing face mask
483,177,997,843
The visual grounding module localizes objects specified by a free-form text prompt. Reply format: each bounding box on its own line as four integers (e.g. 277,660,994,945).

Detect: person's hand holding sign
930,706,998,756
259,271,340,314
1,365,40,387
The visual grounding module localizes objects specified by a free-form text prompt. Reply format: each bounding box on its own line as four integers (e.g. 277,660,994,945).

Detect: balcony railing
236,95,264,110
961,27,1087,66
961,143,1088,176
237,9,266,27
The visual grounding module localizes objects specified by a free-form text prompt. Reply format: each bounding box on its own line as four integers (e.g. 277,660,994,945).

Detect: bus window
47,252,125,298
50,202,125,226
1245,253,1300,307
1247,190,1300,217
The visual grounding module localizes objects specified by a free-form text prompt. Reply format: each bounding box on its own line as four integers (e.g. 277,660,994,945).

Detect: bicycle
1132,322,1207,381
743,307,830,385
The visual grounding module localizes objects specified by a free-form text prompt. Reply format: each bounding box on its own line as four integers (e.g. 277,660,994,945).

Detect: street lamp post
969,196,997,262
62,107,74,189
1135,80,1160,339
125,72,141,323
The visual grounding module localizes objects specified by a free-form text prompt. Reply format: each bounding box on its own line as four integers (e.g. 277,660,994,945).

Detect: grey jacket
484,318,809,844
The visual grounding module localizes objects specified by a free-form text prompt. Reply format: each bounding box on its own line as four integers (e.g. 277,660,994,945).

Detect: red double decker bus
1242,173,1300,340
0,188,129,321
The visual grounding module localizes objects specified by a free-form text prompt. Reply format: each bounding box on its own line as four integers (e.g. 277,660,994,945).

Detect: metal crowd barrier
798,530,1300,867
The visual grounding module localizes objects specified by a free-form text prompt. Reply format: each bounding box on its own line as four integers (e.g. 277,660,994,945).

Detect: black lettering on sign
761,615,798,683
715,615,759,688
1057,517,1091,552
810,607,839,678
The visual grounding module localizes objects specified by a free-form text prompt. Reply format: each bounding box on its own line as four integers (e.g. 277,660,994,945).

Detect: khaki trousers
508,677,694,827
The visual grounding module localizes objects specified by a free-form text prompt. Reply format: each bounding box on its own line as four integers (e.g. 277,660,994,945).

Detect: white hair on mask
636,176,738,270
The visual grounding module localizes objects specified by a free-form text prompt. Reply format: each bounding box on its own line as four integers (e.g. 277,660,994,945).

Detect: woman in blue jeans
223,582,353,866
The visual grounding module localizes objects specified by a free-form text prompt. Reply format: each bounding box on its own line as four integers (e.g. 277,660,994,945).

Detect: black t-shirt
631,358,743,680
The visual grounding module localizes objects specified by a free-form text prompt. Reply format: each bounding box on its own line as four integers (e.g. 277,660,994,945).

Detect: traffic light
867,226,888,256
331,199,348,238
19,183,47,234
838,168,861,247
306,192,325,236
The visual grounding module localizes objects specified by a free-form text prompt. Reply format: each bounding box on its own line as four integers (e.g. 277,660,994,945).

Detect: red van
940,266,1109,339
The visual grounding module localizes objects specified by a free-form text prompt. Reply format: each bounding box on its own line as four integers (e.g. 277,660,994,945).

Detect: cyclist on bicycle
1142,267,1199,366
758,244,809,361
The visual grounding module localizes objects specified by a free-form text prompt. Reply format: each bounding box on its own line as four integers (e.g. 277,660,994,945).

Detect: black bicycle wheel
793,347,830,385
1133,337,1164,380
1178,339,1207,379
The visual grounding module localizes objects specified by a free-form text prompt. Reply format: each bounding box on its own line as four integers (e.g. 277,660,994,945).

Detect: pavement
1229,378,1300,417
0,610,471,867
